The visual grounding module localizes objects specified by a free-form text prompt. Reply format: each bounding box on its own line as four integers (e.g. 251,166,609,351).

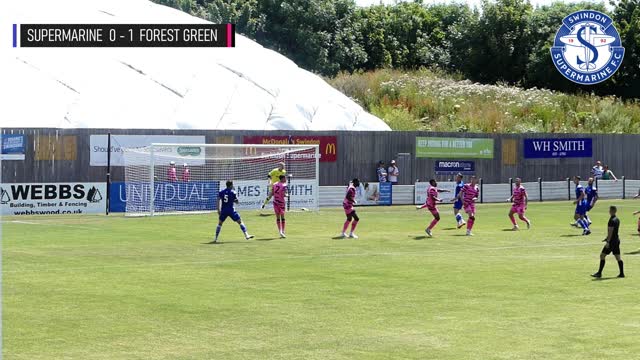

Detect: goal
122,143,320,216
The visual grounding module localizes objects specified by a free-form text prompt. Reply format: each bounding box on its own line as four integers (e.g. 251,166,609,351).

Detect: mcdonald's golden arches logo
325,142,336,155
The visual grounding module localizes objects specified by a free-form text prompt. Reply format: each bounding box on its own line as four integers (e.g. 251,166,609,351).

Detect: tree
465,0,533,83
610,0,640,98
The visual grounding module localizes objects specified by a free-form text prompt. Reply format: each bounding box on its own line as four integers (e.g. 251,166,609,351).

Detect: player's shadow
625,249,640,255
255,237,279,241
413,236,428,240
559,234,583,237
442,227,458,231
258,213,274,217
501,229,517,232
592,277,623,281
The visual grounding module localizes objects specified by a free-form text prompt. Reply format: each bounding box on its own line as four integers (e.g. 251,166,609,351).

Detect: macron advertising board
1,182,106,215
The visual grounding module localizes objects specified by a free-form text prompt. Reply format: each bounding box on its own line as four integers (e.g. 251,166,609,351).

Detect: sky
354,0,609,9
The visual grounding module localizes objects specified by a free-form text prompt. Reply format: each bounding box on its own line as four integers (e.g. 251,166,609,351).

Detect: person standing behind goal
261,162,286,209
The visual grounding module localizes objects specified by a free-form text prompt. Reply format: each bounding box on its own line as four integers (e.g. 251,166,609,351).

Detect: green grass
4,200,640,359
328,68,640,132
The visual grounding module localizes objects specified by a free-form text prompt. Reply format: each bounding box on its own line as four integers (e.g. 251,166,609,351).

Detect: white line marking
2,220,98,230
4,241,601,274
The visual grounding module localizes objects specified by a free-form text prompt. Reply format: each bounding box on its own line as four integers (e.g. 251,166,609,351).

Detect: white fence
319,179,640,208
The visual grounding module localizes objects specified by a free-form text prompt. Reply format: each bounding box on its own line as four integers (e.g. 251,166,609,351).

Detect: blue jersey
455,181,465,197
586,185,598,204
575,184,587,205
219,188,238,212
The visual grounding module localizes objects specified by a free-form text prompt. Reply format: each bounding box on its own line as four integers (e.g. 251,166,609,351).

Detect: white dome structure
3,0,390,131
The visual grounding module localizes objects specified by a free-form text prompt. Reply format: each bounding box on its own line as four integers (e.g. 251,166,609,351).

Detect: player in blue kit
572,176,591,236
210,180,254,243
584,177,598,225
452,173,466,228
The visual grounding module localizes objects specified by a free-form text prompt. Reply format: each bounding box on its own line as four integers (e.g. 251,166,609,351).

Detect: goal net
122,143,320,216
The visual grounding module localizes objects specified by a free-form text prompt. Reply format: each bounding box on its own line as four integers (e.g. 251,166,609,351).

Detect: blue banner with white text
524,138,592,158
378,182,392,206
109,181,219,213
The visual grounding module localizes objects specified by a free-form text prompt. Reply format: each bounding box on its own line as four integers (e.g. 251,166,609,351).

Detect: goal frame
146,143,321,216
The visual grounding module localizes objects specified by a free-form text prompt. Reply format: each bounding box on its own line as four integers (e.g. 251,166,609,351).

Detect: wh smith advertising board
109,181,218,213
90,135,206,166
1,182,106,215
227,179,318,209
415,181,456,204
523,138,592,158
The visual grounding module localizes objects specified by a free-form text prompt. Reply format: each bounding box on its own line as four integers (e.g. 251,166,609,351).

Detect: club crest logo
551,10,624,85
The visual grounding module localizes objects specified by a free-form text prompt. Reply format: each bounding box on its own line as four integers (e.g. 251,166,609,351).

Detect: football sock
455,213,463,223
240,223,247,234
518,214,529,224
585,214,591,223
467,218,474,230
351,220,359,233
598,259,605,274
637,218,640,232
342,221,350,233
276,219,281,232
428,218,439,230
509,214,517,225
578,219,588,230
215,225,221,239
618,260,624,276
281,218,286,232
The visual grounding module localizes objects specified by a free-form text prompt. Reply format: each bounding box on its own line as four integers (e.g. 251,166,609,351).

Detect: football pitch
4,200,640,359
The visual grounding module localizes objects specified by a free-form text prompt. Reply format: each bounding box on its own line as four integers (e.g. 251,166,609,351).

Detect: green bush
328,69,640,133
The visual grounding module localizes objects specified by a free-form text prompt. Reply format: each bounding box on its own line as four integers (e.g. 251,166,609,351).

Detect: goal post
122,143,320,216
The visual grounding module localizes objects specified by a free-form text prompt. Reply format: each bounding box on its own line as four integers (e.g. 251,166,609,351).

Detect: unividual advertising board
524,138,592,158
90,134,206,166
109,181,219,213
109,179,318,212
1,182,106,215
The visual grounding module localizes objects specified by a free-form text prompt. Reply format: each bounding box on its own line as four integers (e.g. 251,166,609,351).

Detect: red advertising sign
243,136,337,162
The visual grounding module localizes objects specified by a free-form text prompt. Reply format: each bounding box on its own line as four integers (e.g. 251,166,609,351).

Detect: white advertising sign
355,182,380,206
90,135,206,166
414,181,456,204
220,179,318,210
1,182,106,215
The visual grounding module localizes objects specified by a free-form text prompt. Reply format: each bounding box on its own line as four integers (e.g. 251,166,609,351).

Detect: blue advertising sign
378,182,392,206
524,138,592,158
434,160,475,175
109,181,219,213
1,134,26,160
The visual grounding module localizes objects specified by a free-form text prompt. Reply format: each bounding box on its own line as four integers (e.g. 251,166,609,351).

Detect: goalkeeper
261,162,287,209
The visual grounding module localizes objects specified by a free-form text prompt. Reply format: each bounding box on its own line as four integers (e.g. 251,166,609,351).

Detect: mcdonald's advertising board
243,136,337,162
